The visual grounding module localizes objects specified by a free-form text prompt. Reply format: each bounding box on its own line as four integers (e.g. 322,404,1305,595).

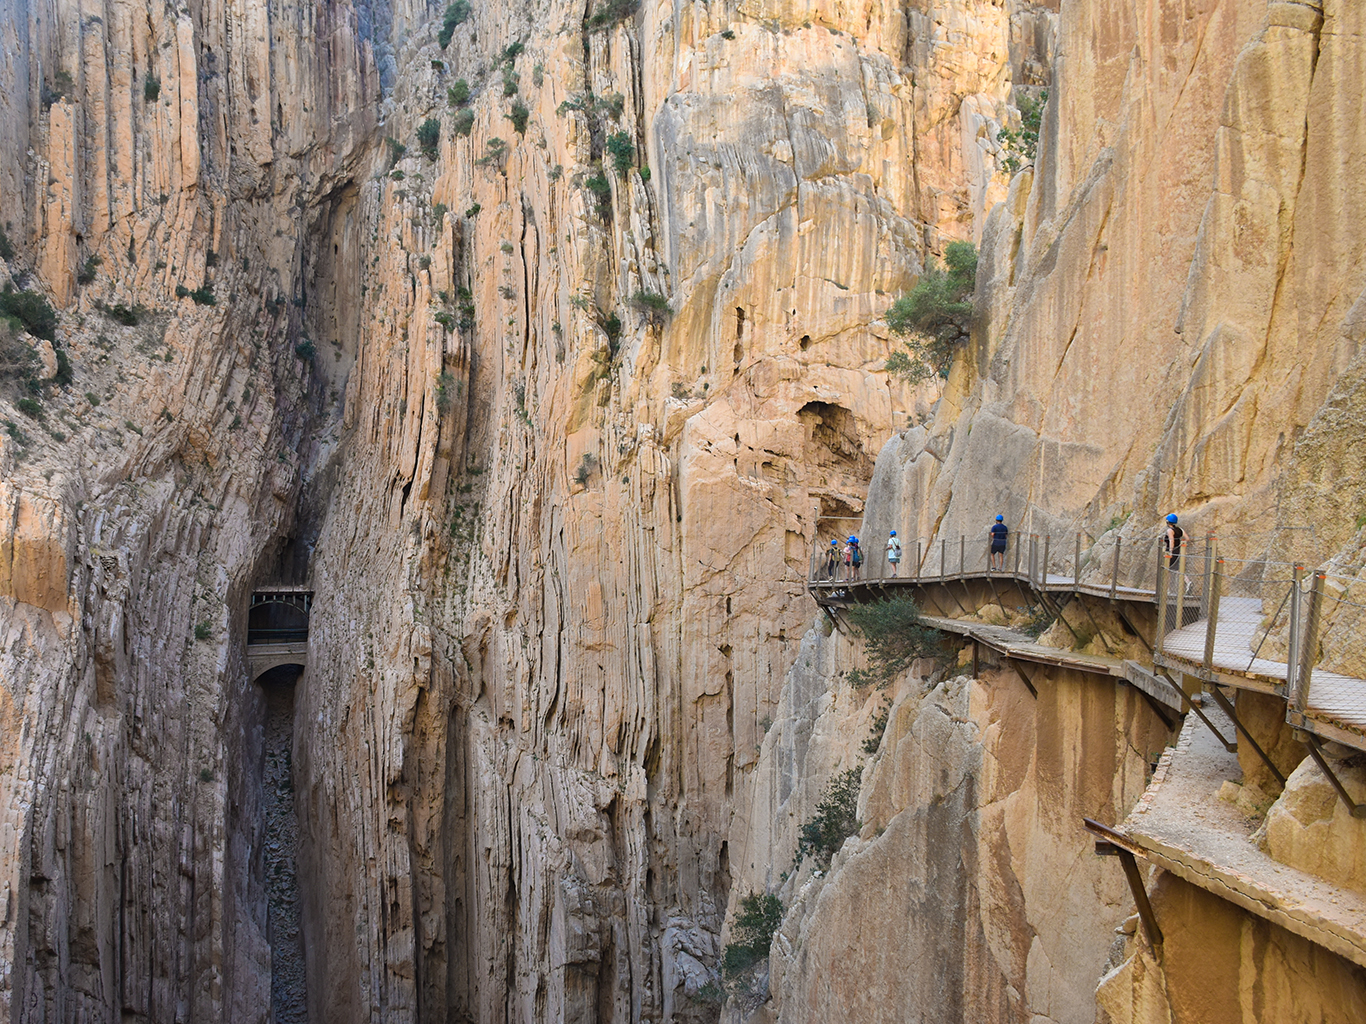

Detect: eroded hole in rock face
258,666,307,1024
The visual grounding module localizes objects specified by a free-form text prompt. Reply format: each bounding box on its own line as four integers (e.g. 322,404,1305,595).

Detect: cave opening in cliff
256,665,308,1024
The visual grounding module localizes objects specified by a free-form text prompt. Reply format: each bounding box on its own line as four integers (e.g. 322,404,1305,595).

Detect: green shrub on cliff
797,767,862,865
884,242,976,385
999,90,1047,175
0,286,59,341
721,892,783,980
437,1,472,49
845,595,942,681
417,118,441,160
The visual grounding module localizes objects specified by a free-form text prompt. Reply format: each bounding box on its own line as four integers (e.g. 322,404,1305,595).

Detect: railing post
1287,566,1302,701
1074,532,1081,592
1202,557,1223,676
1173,540,1189,632
808,505,819,585
1014,534,1022,576
1042,535,1051,587
1028,535,1037,584
1156,554,1169,656
1295,573,1325,715
915,539,922,581
1109,536,1122,600
1201,534,1216,615
940,537,947,579
959,535,966,577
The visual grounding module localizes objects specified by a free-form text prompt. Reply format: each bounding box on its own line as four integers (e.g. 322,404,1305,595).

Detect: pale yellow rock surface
1096,873,1366,1024
0,0,1364,1021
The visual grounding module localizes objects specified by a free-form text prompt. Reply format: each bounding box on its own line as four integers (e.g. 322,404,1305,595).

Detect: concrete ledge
1116,707,1366,969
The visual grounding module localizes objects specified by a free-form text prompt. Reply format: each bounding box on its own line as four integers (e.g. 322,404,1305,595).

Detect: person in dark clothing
988,515,1008,570
1161,513,1185,569
824,539,839,580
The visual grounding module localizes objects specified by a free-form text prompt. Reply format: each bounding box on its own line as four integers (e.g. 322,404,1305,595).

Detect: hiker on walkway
886,531,902,576
823,539,839,581
988,515,1008,570
845,535,863,581
1161,513,1185,570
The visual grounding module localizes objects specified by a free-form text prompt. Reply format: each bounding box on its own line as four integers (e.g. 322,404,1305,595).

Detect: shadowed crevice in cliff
260,667,308,1023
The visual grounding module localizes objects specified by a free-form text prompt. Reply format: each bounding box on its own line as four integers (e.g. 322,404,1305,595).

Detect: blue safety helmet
996,514,1004,522
889,530,896,537
830,539,838,546
1166,513,1178,523
849,535,858,543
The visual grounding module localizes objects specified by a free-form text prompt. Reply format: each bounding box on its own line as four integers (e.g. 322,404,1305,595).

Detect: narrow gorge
1,0,1363,1022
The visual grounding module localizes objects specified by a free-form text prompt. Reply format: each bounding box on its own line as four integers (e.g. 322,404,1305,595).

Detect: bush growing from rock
884,242,977,385
437,0,471,48
845,595,942,681
721,892,783,980
417,118,442,159
797,767,861,865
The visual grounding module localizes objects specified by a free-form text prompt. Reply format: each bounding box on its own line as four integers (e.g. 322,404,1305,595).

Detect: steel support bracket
1206,687,1287,788
1083,818,1163,951
1009,658,1039,699
1302,733,1366,819
1154,669,1237,751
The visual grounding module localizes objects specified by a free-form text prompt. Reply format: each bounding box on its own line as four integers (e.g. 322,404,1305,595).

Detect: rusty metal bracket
1303,733,1366,819
1083,818,1163,950
1154,669,1237,751
1205,687,1287,788
1114,607,1153,654
1009,658,1039,699
1129,684,1179,732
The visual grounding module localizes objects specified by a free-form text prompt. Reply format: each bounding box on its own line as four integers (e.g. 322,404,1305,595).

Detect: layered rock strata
1,0,1365,1022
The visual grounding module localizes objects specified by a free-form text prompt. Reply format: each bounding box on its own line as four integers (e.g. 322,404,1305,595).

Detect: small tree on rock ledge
884,241,977,386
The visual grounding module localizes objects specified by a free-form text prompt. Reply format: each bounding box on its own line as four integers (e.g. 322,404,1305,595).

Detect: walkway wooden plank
919,615,1126,678
809,565,1366,754
1114,707,1366,969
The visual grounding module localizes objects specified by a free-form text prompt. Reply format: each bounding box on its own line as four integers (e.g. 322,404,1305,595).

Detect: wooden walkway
810,569,1366,752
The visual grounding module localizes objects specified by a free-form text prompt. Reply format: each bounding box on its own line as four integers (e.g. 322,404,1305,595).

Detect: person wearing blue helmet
886,530,902,576
823,538,839,580
844,535,863,580
1161,513,1184,569
988,514,1008,570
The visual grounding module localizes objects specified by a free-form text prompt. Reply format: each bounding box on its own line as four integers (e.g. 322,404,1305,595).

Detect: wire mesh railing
806,527,1187,597
806,528,1366,743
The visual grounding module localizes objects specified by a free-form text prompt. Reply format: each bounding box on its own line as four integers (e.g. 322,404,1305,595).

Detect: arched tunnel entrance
255,663,308,1024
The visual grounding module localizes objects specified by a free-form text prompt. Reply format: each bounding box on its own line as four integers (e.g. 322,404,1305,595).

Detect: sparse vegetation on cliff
587,0,638,30
721,892,783,980
845,596,942,681
797,767,862,865
0,286,59,340
507,102,529,136
144,74,161,102
437,0,471,49
447,79,470,107
999,90,1046,175
629,290,672,328
417,118,441,160
606,131,634,174
77,254,102,285
884,242,977,385
0,227,14,261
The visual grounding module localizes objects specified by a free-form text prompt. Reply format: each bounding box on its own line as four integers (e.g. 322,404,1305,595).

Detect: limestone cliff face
0,0,1048,1019
726,1,1366,1023
2,0,1363,1021
884,0,1366,563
